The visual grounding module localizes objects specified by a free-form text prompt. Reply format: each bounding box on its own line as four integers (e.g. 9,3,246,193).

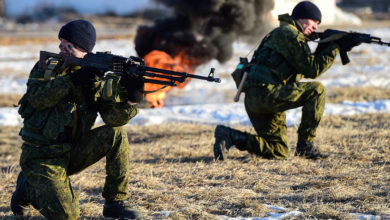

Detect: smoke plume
135,0,275,63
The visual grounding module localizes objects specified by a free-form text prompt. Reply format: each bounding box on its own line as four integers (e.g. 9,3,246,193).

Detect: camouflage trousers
19,125,130,220
244,81,325,159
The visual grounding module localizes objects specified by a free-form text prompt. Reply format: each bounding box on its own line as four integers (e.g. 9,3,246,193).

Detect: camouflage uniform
241,14,340,159
17,61,138,219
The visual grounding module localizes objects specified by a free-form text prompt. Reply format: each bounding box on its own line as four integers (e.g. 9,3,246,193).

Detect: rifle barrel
143,71,186,83
143,78,176,86
142,66,220,82
142,66,188,76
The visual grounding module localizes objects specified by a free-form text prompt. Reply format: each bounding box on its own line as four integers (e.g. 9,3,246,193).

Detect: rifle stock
233,71,248,102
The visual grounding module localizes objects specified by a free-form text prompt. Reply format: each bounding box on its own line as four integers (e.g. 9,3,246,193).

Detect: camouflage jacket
244,14,340,88
18,61,139,146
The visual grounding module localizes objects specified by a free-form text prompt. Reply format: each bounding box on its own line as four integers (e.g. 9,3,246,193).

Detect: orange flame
143,50,195,108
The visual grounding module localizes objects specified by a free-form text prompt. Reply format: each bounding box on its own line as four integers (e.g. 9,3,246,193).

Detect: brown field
2,86,390,108
0,94,22,107
0,112,389,219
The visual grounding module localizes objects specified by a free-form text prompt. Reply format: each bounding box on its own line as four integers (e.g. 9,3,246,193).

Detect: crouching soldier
214,1,361,160
11,19,144,219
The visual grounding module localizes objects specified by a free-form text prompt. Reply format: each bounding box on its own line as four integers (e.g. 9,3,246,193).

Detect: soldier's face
298,19,319,36
59,38,87,58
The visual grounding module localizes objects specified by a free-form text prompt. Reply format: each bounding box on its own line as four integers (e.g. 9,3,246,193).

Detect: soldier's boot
214,125,248,160
103,200,143,219
295,139,328,160
10,171,31,216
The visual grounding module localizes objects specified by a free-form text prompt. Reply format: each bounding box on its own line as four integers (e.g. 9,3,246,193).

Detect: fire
143,50,195,108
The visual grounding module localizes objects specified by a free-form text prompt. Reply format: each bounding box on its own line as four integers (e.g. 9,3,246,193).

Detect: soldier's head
58,19,96,58
292,1,321,36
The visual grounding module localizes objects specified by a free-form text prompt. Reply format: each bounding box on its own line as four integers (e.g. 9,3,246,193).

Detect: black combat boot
213,125,248,160
103,200,143,219
10,171,30,216
295,139,328,160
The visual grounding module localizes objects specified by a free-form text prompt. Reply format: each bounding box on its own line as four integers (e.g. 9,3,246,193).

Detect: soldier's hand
314,30,339,54
335,35,361,52
307,32,321,41
314,42,332,54
120,75,144,103
70,67,105,86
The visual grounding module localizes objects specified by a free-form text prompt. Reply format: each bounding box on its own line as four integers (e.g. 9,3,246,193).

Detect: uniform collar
278,13,305,34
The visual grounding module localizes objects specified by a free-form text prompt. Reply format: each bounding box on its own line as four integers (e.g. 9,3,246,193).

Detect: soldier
10,20,144,219
214,1,361,160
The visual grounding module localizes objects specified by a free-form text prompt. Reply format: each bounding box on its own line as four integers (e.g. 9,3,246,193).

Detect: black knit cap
58,19,96,52
292,1,322,23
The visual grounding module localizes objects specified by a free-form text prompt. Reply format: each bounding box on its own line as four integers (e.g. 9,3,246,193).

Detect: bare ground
0,113,389,219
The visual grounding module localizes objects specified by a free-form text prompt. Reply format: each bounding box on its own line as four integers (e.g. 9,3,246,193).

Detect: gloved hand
307,32,321,41
120,74,144,103
314,29,340,54
335,35,361,52
314,42,332,54
70,67,105,86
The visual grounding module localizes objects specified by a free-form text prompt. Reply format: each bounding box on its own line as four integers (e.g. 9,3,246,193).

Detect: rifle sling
144,85,169,94
44,59,60,81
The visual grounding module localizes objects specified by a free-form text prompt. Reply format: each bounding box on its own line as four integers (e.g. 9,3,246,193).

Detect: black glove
120,75,144,103
335,35,361,52
70,67,105,86
307,32,321,41
315,42,332,54
314,29,338,54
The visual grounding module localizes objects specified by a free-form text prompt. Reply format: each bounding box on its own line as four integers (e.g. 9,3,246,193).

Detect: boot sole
213,125,232,161
213,140,227,160
10,172,30,216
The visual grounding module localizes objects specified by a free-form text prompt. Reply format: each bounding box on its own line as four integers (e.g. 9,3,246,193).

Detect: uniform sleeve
26,62,74,110
267,27,340,79
98,101,139,127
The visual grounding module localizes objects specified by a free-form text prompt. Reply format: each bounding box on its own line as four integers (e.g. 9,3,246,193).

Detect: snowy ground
1,27,390,127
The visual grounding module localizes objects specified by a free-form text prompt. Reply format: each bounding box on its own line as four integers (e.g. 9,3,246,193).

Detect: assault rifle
39,51,220,87
312,29,390,65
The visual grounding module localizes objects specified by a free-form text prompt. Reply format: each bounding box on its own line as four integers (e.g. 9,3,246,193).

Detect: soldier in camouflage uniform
214,1,361,160
11,20,144,219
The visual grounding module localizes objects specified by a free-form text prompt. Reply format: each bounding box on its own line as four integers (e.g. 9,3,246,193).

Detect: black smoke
135,0,275,63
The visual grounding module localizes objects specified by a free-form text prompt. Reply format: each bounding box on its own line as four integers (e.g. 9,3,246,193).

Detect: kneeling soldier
214,1,361,161
11,20,144,219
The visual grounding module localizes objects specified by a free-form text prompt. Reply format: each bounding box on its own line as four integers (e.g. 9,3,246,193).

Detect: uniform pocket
21,143,72,162
42,104,73,140
18,94,35,119
245,85,276,114
23,108,51,133
22,102,73,141
271,83,303,103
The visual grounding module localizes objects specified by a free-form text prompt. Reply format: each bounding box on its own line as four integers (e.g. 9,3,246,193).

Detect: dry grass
327,86,390,103
0,113,389,219
0,16,146,46
0,34,136,46
0,94,22,107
